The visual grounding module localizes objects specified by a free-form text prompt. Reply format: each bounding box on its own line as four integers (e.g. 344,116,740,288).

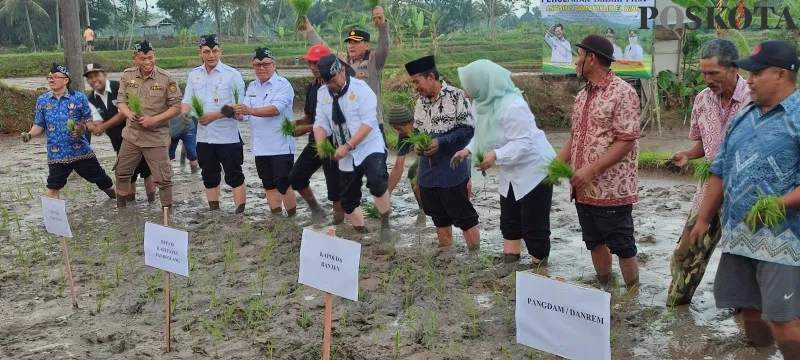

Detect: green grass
128,94,142,116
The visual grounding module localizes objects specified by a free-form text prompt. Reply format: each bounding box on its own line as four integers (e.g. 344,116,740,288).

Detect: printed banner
541,0,655,79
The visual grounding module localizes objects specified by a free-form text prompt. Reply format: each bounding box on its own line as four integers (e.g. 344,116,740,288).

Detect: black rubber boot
209,201,220,211
103,188,117,199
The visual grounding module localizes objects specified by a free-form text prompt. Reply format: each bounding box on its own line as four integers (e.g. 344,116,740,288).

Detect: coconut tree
0,0,50,51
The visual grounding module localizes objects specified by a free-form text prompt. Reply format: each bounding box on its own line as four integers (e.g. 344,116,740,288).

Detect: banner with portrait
541,0,655,79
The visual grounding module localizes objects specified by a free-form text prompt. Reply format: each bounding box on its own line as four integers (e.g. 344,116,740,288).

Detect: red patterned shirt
688,75,749,213
570,71,640,207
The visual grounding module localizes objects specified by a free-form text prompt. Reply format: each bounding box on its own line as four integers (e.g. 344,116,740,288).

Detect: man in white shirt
181,35,247,213
234,47,297,216
624,30,644,61
544,24,572,64
605,28,623,61
313,54,392,240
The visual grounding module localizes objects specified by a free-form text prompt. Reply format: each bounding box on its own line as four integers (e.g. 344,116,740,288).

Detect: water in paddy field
0,126,784,359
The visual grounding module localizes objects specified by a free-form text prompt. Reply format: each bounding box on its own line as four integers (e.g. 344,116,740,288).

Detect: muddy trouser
255,154,294,194
420,179,479,231
115,139,173,207
108,129,151,182
288,141,341,202
47,157,113,190
500,183,553,260
667,211,722,306
196,142,245,189
339,152,388,214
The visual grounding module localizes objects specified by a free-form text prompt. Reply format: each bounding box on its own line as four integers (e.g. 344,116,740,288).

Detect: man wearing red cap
557,35,641,287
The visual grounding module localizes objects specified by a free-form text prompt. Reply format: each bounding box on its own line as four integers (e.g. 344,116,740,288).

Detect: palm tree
0,0,50,50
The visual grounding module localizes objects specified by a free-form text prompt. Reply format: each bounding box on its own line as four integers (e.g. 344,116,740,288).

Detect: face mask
629,36,637,46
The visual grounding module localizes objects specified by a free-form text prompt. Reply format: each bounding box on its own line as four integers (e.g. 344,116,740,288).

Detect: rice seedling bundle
127,94,142,116
191,96,205,117
693,160,712,185
402,132,433,152
315,139,336,158
474,148,487,176
542,158,573,185
66,119,76,132
279,116,297,137
745,193,786,232
290,0,313,30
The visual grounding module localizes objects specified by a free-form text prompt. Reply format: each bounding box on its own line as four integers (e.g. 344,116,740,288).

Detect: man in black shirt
84,63,156,202
288,45,354,223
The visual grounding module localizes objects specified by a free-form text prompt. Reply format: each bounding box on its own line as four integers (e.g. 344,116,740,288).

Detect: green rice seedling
114,262,122,287
362,202,380,218
502,346,509,360
223,238,237,275
394,328,401,356
530,349,536,359
13,211,21,233
66,119,76,132
171,288,180,313
314,139,336,158
221,302,238,327
423,309,438,342
232,86,240,105
279,116,297,137
474,148,487,176
746,192,786,232
207,285,219,312
299,307,310,329
367,0,380,7
127,94,142,116
693,160,712,185
290,0,313,29
15,245,31,282
402,131,433,153
543,158,573,185
190,95,204,117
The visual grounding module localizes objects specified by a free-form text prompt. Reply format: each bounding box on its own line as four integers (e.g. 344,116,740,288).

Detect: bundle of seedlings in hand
128,94,143,117
66,119,76,132
745,192,786,232
232,86,240,105
368,0,381,27
693,160,712,185
279,116,297,137
543,158,573,185
315,139,336,158
290,0,313,30
403,132,433,153
474,148,487,176
191,95,205,117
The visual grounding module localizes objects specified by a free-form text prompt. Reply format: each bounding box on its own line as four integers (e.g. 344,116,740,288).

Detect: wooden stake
59,236,78,309
322,228,336,360
163,206,171,353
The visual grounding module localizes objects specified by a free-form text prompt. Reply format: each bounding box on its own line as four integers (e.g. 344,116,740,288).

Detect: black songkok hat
253,47,274,60
199,34,220,48
133,40,154,54
405,55,436,76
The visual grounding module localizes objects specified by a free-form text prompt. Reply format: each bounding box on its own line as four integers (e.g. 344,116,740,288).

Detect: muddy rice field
0,126,784,360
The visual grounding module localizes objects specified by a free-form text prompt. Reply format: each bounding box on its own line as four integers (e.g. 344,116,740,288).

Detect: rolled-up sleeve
272,81,295,114
612,87,641,141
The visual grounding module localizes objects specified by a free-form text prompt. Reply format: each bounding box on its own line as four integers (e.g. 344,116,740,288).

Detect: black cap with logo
733,40,800,73
83,63,106,77
346,29,370,43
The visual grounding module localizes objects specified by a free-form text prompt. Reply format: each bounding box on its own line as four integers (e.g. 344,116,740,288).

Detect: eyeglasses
252,62,275,69
46,76,68,81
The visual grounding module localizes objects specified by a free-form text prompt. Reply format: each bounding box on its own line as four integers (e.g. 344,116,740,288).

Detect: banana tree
0,0,50,51
407,6,424,48
427,10,444,54
387,5,408,47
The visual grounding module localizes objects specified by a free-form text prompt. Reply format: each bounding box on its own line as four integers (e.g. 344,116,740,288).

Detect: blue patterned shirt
710,90,800,267
34,91,95,164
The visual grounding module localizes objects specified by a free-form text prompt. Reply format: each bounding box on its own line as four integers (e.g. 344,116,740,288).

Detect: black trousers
339,152,389,214
420,179,479,230
288,141,341,201
255,154,294,194
196,142,245,189
47,157,113,190
500,182,553,260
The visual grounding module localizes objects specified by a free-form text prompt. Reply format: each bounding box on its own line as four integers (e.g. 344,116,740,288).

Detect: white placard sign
298,228,361,301
41,196,72,238
515,271,611,360
144,222,189,277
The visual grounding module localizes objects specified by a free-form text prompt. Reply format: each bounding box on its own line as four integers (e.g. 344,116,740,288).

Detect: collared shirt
34,91,95,164
244,73,295,156
88,103,103,121
83,28,95,41
545,33,572,64
413,82,474,188
314,77,385,172
570,71,640,207
467,97,556,199
624,43,644,61
183,61,245,144
710,90,800,267
612,44,623,61
94,79,111,106
117,66,183,147
688,75,749,213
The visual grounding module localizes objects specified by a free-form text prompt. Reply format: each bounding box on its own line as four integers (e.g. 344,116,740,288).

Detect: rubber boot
209,201,220,211
234,204,246,214
103,188,117,199
126,193,136,202
286,207,297,217
117,195,127,208
147,192,156,203
304,197,322,213
270,207,283,216
380,210,392,242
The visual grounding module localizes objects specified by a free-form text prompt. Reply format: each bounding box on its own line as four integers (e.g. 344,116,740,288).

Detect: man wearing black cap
234,46,296,216
404,55,480,250
690,40,800,358
313,54,392,240
303,6,390,122
181,35,247,213
556,35,641,287
84,63,156,203
22,63,115,200
115,40,183,209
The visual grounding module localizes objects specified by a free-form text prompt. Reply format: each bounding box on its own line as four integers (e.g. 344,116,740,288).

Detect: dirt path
0,127,781,359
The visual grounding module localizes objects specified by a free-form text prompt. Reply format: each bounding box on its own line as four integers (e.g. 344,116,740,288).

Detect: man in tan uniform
115,40,182,209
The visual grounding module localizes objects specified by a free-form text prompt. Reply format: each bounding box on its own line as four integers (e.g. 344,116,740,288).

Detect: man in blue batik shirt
691,40,800,358
22,63,115,200
404,56,481,250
